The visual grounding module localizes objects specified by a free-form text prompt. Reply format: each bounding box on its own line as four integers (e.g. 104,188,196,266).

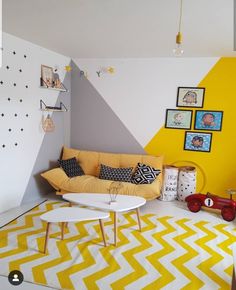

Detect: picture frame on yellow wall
194,110,223,131
165,109,193,130
184,131,212,153
176,87,205,108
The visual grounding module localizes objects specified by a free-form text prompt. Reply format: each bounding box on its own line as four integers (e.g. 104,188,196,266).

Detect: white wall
74,58,219,146
0,33,70,213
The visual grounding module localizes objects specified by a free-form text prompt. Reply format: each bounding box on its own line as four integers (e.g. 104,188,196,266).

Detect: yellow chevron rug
0,200,235,290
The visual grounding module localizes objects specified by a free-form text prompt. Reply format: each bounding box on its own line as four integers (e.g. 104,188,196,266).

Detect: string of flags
64,65,115,78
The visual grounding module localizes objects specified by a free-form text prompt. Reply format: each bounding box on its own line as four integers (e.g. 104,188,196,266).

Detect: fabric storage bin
160,165,179,201
177,166,196,201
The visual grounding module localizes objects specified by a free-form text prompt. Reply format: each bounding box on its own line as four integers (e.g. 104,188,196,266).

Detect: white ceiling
3,0,236,58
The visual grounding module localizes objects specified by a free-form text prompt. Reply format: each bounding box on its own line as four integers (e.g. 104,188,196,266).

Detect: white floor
0,196,235,289
0,199,47,228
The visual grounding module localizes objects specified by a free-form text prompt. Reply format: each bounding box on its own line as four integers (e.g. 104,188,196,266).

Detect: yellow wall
145,57,236,197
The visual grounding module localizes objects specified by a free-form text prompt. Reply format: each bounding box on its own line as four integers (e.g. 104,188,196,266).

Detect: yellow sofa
41,147,164,200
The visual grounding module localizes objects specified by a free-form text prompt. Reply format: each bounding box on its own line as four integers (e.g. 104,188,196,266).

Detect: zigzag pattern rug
0,200,235,290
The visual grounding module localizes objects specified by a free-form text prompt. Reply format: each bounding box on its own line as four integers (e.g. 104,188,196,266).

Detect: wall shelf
40,100,68,112
40,78,68,92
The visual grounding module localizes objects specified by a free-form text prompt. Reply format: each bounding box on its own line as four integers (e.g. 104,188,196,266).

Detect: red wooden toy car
185,192,236,221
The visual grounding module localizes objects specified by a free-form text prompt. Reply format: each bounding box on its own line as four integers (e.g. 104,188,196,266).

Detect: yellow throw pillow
41,168,69,190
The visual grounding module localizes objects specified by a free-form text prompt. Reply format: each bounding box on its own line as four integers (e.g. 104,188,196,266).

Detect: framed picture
194,110,223,131
176,87,205,108
184,131,212,152
165,109,193,129
41,65,54,88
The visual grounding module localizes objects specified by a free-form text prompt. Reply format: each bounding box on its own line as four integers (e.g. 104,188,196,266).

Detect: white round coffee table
63,193,146,246
40,207,109,253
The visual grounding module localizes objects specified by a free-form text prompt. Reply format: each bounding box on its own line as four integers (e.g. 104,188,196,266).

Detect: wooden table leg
114,212,118,246
99,219,107,247
61,222,65,240
43,222,51,254
232,265,236,290
65,202,72,228
136,208,142,232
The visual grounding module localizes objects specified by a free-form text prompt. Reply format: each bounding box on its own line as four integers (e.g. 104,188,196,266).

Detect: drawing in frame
194,110,223,131
165,109,193,129
41,65,54,88
184,131,212,153
176,87,205,108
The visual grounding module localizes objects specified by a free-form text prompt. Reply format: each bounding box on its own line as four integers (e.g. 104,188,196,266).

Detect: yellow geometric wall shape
145,58,236,197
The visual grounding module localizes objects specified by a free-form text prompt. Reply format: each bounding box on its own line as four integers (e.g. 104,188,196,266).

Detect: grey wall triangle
21,67,71,204
71,61,145,154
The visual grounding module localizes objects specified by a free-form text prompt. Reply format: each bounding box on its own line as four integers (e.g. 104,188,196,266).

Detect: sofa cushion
62,146,163,179
41,167,161,200
99,164,133,182
132,163,161,184
58,157,84,177
42,147,164,200
41,168,69,191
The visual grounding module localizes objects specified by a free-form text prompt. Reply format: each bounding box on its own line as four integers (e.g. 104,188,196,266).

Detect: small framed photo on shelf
165,109,193,129
194,110,223,131
176,87,205,108
41,65,54,88
184,131,212,153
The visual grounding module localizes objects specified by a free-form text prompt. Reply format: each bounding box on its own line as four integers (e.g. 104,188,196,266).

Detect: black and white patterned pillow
58,157,84,177
99,164,133,182
132,163,161,184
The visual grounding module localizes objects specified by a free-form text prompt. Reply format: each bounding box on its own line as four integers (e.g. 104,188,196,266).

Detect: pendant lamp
42,114,55,132
173,0,184,56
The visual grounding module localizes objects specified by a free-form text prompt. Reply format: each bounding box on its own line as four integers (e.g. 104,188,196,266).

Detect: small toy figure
201,113,215,128
183,91,197,105
53,72,62,89
191,136,203,148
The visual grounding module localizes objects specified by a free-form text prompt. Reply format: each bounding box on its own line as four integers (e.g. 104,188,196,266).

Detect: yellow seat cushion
41,147,164,200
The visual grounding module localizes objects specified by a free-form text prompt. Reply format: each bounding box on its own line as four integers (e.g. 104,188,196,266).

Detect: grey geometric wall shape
71,61,145,154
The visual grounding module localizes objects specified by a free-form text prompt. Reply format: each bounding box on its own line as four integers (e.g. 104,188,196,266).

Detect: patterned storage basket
177,166,196,201
160,165,179,201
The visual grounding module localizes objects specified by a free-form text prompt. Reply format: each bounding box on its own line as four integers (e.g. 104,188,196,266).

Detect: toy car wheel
187,199,201,213
221,206,236,222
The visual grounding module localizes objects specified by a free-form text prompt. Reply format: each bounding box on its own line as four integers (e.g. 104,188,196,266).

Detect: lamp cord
178,0,183,33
